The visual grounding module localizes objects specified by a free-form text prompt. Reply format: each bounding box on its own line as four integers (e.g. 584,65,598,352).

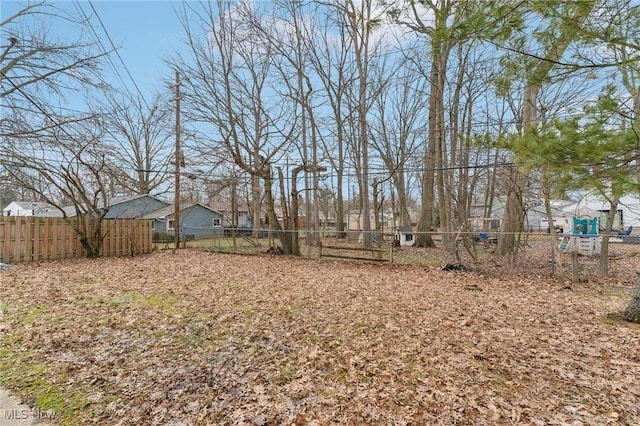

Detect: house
207,201,252,228
471,197,568,232
540,193,640,235
103,194,170,219
345,208,392,231
394,226,415,247
570,193,640,233
2,201,63,217
144,203,225,237
469,197,506,231
344,207,393,241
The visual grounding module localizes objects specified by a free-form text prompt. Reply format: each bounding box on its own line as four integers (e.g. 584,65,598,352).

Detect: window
405,234,413,242
168,219,175,230
212,218,222,227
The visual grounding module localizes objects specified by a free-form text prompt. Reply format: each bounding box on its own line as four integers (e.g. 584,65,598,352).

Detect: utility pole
174,70,181,250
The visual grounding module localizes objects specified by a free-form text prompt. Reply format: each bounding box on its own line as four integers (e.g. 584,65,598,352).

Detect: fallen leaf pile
0,249,638,425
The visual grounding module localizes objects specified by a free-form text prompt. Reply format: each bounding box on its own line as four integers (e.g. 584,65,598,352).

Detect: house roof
142,202,222,220
561,204,601,218
99,194,168,210
6,201,54,210
396,226,414,233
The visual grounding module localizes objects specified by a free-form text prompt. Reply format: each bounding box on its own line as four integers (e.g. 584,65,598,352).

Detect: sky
2,0,187,102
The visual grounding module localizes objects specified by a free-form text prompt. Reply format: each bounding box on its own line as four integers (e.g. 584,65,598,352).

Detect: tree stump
623,273,640,324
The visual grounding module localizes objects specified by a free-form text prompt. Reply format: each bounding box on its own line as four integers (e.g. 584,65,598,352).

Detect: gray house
145,203,224,237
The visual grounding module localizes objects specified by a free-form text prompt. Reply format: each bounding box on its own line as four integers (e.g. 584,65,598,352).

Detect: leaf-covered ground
0,250,639,425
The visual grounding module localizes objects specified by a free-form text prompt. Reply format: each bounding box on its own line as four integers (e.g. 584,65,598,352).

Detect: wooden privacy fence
0,217,153,263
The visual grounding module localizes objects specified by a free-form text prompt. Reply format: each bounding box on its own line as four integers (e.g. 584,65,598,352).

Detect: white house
539,193,640,235
207,201,252,228
2,201,63,217
567,193,640,233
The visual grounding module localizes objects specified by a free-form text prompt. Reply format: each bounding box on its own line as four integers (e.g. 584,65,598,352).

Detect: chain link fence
172,229,640,284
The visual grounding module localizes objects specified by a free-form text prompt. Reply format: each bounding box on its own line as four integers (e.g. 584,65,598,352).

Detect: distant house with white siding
2,201,63,217
560,193,640,233
207,201,252,228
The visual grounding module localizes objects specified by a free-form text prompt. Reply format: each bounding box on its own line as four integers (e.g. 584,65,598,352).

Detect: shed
395,226,415,247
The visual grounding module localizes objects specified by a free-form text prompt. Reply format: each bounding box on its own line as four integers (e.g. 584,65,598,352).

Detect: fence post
571,251,579,283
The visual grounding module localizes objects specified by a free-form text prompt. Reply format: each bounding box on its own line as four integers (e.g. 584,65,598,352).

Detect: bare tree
1,2,104,97
393,0,515,250
244,0,326,246
3,116,111,257
339,0,392,248
369,54,427,229
1,1,105,144
172,0,298,252
100,93,174,195
305,5,356,239
1,1,114,258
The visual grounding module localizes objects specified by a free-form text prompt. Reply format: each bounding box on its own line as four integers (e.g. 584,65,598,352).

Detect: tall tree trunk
262,166,293,255
336,164,346,238
497,84,537,257
415,136,436,247
542,170,564,284
623,273,640,324
415,47,448,249
251,174,261,237
393,172,412,227
434,44,453,253
414,10,452,249
346,0,373,248
599,195,621,277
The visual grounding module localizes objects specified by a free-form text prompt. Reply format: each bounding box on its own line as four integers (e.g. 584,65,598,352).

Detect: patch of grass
274,364,296,385
403,358,423,391
233,302,255,312
93,291,180,314
487,369,511,397
21,305,46,325
146,294,180,314
0,344,88,425
110,291,147,305
79,277,103,286
603,312,625,324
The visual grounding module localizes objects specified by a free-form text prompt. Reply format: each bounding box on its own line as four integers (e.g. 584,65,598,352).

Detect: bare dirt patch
1,250,639,425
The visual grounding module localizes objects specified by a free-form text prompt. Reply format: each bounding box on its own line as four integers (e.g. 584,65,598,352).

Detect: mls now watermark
3,408,57,421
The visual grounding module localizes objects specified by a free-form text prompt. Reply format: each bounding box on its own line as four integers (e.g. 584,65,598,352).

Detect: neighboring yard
0,249,639,425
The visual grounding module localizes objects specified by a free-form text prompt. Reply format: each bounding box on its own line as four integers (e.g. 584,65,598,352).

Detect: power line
72,0,151,110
